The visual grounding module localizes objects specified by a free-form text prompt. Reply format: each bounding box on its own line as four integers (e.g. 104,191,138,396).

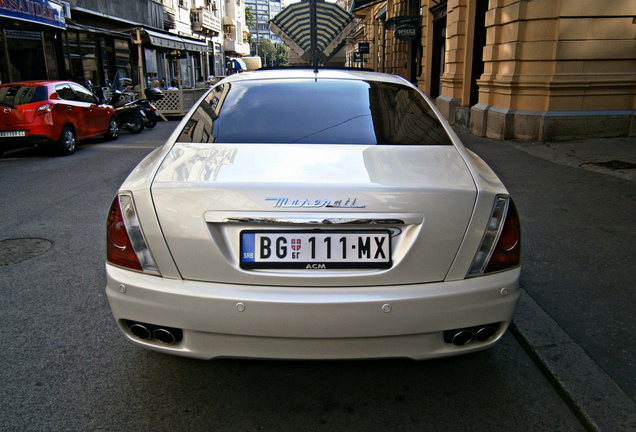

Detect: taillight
468,196,521,275
106,193,159,274
35,104,55,115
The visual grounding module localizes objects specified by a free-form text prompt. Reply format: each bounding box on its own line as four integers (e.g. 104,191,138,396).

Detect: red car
0,80,119,156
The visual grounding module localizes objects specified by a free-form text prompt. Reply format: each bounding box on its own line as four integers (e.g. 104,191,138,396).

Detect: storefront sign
394,24,419,41
0,0,67,29
358,42,370,54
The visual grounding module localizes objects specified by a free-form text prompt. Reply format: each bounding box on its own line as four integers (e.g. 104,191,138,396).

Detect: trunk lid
0,102,39,126
150,143,477,286
0,85,48,126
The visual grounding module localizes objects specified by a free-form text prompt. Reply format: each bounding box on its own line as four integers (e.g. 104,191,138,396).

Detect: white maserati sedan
105,68,521,360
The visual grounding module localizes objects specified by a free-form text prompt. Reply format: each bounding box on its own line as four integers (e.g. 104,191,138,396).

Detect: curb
511,289,636,432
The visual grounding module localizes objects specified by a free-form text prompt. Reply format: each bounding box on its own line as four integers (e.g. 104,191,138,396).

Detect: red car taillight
107,196,142,271
35,104,55,115
484,199,520,273
106,193,159,274
468,196,521,276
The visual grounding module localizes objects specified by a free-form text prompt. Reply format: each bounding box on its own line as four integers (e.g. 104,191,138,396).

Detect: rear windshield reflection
177,79,452,146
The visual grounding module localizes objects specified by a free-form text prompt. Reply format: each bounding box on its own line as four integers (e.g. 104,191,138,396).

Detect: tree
256,39,289,67
245,6,255,45
274,43,289,66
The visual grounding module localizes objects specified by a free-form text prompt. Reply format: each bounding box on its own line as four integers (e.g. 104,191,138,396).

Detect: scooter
109,90,146,134
140,87,164,129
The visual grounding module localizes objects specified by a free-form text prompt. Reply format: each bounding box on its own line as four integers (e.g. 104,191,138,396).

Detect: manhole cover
0,238,53,266
588,160,636,170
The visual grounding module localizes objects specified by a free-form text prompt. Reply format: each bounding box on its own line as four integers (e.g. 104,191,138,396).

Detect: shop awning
352,0,384,11
269,0,356,64
144,29,185,50
182,38,207,52
141,29,207,52
230,59,247,70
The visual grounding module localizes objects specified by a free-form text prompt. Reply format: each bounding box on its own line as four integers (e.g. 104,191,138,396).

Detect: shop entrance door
429,6,446,99
4,30,47,82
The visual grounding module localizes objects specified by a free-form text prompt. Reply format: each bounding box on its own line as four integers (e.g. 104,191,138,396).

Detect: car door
54,83,92,139
68,83,107,138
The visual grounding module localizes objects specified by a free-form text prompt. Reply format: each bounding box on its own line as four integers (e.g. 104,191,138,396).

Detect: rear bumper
0,133,56,148
106,265,520,360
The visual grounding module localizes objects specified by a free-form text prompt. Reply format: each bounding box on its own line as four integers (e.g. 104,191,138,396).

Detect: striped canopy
269,0,356,64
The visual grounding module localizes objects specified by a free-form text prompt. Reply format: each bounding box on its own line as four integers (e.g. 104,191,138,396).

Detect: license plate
240,230,392,269
0,130,27,138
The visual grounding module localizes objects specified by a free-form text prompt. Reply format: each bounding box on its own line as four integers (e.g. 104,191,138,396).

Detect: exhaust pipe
475,326,497,342
153,328,176,344
124,320,184,344
444,322,502,346
451,330,474,346
129,323,151,340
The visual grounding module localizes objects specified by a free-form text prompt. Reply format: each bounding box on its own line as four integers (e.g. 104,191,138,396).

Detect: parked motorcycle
109,90,146,134
140,87,164,129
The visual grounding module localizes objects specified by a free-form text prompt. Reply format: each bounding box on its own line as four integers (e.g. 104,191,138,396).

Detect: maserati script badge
266,197,366,209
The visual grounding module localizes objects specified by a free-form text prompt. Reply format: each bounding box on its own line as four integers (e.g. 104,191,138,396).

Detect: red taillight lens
106,196,143,271
484,200,521,273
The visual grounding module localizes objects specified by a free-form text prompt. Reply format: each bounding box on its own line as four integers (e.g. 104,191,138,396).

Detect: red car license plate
0,130,27,138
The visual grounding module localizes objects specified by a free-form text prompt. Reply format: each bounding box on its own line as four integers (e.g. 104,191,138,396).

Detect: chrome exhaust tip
443,322,502,346
475,326,497,342
451,330,474,346
124,320,183,344
153,328,176,344
129,323,151,340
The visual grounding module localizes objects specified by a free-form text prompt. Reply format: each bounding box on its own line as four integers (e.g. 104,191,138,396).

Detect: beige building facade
347,0,636,141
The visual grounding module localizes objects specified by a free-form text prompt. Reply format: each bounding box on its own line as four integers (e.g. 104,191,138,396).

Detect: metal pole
309,0,318,71
136,28,145,96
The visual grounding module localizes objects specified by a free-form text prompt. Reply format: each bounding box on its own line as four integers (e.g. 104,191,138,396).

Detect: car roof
0,80,73,88
219,68,413,86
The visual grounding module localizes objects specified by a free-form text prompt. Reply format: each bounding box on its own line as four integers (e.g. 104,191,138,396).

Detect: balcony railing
192,8,222,35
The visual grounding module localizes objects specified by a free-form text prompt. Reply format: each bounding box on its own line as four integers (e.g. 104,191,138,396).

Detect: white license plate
0,130,27,138
240,230,392,269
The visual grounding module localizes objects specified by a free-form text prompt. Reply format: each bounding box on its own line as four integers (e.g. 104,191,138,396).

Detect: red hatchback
0,80,119,156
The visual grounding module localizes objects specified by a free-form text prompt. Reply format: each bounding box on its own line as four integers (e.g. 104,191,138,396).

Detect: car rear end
105,70,521,360
0,82,60,150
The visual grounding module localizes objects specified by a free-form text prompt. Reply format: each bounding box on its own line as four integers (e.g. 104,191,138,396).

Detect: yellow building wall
351,0,635,140
474,0,636,139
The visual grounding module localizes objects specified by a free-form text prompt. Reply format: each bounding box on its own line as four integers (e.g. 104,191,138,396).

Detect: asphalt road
458,130,636,401
0,121,598,431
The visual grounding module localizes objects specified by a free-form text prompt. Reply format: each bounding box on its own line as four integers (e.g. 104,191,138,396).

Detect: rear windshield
0,85,48,106
177,78,452,145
